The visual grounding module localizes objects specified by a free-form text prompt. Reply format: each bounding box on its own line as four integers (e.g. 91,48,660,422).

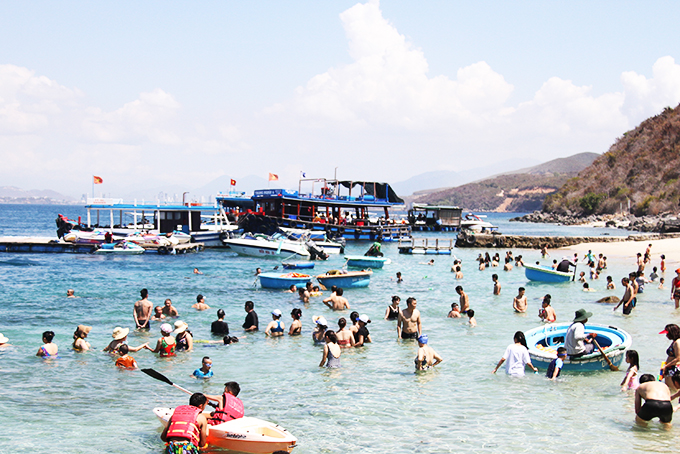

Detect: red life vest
166,405,201,445
209,393,244,425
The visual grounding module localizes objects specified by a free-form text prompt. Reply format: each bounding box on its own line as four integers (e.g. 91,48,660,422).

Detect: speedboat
63,230,127,245
258,272,313,289
223,233,311,259
524,264,574,283
460,213,499,233
94,241,145,255
344,255,390,269
316,269,372,288
525,323,632,372
153,408,297,453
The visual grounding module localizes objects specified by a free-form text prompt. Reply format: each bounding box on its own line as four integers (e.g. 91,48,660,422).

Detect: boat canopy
338,181,403,204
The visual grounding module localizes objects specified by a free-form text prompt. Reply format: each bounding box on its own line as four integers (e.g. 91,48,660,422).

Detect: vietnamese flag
230,179,236,186
93,176,103,184
268,173,278,181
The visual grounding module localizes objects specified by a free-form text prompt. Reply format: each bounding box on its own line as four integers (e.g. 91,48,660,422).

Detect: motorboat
316,269,372,288
459,213,499,233
524,264,574,283
525,323,632,372
258,272,313,289
223,233,311,259
62,230,127,245
344,255,390,269
153,408,297,453
94,241,145,255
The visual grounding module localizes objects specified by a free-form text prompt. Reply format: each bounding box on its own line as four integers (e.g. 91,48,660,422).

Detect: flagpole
92,177,94,200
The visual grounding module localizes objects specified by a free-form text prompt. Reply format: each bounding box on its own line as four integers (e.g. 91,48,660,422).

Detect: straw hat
0,333,9,344
312,316,328,326
174,320,189,334
112,327,129,340
77,325,92,335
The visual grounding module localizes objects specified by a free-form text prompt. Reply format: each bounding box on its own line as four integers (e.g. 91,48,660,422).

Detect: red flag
230,179,236,186
268,173,279,181
93,176,103,184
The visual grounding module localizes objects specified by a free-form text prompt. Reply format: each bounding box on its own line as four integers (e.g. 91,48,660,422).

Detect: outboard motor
305,240,328,261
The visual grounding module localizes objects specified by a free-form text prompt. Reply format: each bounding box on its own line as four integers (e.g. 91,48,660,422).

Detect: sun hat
0,333,9,344
112,327,130,340
173,321,188,334
418,334,428,344
272,309,282,316
312,316,328,326
357,314,371,324
573,308,593,322
76,325,92,336
160,323,174,334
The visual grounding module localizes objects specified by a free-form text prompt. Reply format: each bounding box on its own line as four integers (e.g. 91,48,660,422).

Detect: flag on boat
301,171,306,178
268,173,279,181
93,176,103,184
230,179,236,186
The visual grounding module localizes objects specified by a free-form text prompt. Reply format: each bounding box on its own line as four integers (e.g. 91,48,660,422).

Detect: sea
0,205,678,453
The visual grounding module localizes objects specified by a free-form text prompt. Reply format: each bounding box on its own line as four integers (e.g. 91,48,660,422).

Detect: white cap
272,309,282,316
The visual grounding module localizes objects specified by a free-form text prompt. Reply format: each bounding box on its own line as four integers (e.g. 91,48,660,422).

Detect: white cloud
621,56,680,121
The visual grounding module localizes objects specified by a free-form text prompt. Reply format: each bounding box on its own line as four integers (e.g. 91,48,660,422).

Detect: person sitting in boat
205,382,244,425
556,257,576,273
160,393,209,452
365,241,383,257
565,309,597,359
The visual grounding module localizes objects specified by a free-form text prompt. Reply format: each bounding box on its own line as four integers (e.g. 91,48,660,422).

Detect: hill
413,152,598,211
543,104,680,217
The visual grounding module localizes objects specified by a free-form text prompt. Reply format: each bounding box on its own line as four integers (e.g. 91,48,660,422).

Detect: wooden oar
593,340,619,371
141,368,216,407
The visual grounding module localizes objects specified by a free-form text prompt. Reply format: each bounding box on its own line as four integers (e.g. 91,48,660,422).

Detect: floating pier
0,237,204,254
398,238,455,254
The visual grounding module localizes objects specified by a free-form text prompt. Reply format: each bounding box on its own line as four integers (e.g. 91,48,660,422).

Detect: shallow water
0,205,676,454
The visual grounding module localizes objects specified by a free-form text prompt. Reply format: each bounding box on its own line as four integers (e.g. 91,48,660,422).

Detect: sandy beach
558,237,680,269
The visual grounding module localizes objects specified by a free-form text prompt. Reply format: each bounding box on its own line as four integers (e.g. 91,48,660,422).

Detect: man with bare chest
456,286,470,314
133,288,153,330
323,287,350,310
397,297,422,340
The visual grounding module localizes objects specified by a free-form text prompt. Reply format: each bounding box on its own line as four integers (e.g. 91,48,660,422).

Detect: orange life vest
209,393,244,425
166,405,201,445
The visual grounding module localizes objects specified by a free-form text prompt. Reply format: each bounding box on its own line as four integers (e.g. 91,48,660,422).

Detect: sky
1,0,680,199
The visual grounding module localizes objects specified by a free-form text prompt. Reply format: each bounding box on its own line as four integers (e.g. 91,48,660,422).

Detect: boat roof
411,204,462,211
84,198,219,212
252,188,397,208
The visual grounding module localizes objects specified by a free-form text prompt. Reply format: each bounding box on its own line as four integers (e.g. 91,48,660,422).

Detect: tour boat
525,323,632,372
524,263,574,283
344,255,390,269
258,272,313,289
316,270,372,288
153,408,297,453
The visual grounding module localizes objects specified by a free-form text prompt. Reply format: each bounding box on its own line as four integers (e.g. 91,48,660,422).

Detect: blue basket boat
344,255,390,269
258,272,312,289
316,270,372,289
525,323,632,372
524,264,574,283
282,262,315,270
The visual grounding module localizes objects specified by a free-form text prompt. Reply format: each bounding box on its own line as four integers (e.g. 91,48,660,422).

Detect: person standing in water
320,330,341,368
492,331,538,376
192,294,210,311
72,325,92,352
456,286,470,314
513,287,527,313
397,297,422,340
414,334,443,371
37,331,58,358
242,301,259,332
133,288,153,330
635,374,673,428
385,295,401,320
265,309,285,337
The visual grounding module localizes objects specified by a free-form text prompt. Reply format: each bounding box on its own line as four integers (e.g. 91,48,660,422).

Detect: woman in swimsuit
36,331,58,358
174,321,193,352
265,310,285,337
72,325,92,352
146,323,177,357
349,311,360,336
320,330,341,368
312,316,327,344
384,296,401,320
661,324,680,391
335,317,355,348
288,308,302,336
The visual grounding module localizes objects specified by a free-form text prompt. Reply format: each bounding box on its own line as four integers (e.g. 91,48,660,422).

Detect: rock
597,296,620,304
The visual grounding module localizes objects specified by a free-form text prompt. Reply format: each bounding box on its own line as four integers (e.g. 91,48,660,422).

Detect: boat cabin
408,204,462,231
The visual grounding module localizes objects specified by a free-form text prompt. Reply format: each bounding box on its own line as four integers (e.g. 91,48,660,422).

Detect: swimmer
396,271,403,283
37,331,58,358
447,303,461,318
467,309,477,327
578,271,586,283
659,277,665,290
503,257,513,271
265,309,285,337
453,266,463,279
397,297,421,340
323,288,350,311
621,350,639,391
289,308,302,336
353,314,372,347
192,294,210,311
211,309,229,336
606,276,615,290
336,317,355,347
513,287,527,313
162,298,179,317
538,295,556,323
243,301,258,332
146,323,177,357
414,334,442,371
492,274,501,295
285,284,298,293
320,330,341,368
456,286,470,314
174,321,193,352
583,283,596,292
193,268,203,275
151,306,165,321
66,289,76,298
385,295,401,320
298,287,310,304
312,316,328,343
255,267,262,276
193,356,214,379
115,344,138,370
72,325,92,352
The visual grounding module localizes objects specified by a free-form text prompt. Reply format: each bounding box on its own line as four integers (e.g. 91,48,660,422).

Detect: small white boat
460,213,499,233
94,241,145,255
153,408,297,453
223,233,311,259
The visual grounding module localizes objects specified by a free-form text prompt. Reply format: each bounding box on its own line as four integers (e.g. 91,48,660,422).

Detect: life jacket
166,405,201,445
209,393,244,425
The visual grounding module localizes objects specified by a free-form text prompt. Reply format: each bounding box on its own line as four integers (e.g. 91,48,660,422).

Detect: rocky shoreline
510,211,680,233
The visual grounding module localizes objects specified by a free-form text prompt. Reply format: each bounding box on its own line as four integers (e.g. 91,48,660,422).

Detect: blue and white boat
258,272,313,289
282,262,315,270
94,241,145,255
316,270,372,288
344,255,390,269
525,323,632,372
524,264,574,283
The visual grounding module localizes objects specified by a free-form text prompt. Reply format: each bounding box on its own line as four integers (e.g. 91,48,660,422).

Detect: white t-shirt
565,323,586,355
502,343,530,376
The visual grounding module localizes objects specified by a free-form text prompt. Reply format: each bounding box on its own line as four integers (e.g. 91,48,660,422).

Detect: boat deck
0,237,204,254
398,238,455,254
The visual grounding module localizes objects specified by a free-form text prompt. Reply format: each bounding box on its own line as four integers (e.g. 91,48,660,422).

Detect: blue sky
1,1,680,198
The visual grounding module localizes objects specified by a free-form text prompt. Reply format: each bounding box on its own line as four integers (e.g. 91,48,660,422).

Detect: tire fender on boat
158,246,169,255
466,235,476,245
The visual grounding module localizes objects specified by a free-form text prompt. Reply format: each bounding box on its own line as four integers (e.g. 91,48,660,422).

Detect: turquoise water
0,205,677,453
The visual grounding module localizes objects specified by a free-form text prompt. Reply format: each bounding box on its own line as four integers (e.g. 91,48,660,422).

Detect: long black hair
626,349,639,369
513,331,528,349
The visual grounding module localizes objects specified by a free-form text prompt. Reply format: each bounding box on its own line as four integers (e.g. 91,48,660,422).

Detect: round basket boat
258,272,312,289
525,323,632,372
316,270,372,288
524,264,574,283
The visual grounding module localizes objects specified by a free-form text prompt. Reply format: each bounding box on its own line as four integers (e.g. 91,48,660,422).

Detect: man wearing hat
565,309,597,358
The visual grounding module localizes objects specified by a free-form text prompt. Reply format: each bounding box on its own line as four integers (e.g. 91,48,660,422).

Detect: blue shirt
193,368,213,379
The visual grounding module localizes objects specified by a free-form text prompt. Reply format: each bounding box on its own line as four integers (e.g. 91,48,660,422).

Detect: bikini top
271,321,284,333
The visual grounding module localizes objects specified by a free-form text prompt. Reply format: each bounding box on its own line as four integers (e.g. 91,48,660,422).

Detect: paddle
572,265,577,282
141,368,217,407
592,340,619,371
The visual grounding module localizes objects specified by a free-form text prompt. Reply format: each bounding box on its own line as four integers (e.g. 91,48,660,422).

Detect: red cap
676,268,680,274
660,329,668,335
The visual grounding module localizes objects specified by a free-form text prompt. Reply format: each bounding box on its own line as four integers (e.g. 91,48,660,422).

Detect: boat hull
344,255,389,269
282,262,315,270
525,323,632,372
524,264,573,283
259,272,312,289
153,408,297,453
94,243,145,255
317,271,371,288
224,237,310,259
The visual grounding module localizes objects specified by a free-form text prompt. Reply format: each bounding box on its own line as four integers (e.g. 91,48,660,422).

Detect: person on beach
160,393,209,452
162,299,179,317
319,330,341,368
538,295,556,322
456,286,470,314
312,316,328,343
385,295,401,320
205,382,244,425
660,324,680,391
133,288,153,330
635,374,673,428
415,334,443,371
671,269,680,309
448,303,462,318
565,309,597,358
193,356,213,379
492,331,538,376
353,314,372,347
621,349,639,391
37,331,58,358
660,255,666,273
336,318,355,347
397,297,422,340
265,309,285,337
606,276,616,290
242,301,258,332
66,289,76,298
151,306,165,321
72,325,92,352
174,321,193,352
115,344,138,370
323,287,350,311
513,287,527,313
211,309,229,336
192,294,210,311
467,309,477,327
614,278,635,315
289,308,302,335
103,327,147,353
492,274,501,295
546,347,566,380
146,323,177,357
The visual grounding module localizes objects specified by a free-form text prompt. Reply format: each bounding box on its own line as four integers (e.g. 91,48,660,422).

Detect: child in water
659,277,665,290
620,350,639,391
467,309,477,327
546,347,566,380
606,276,615,290
115,344,138,370
193,356,214,379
